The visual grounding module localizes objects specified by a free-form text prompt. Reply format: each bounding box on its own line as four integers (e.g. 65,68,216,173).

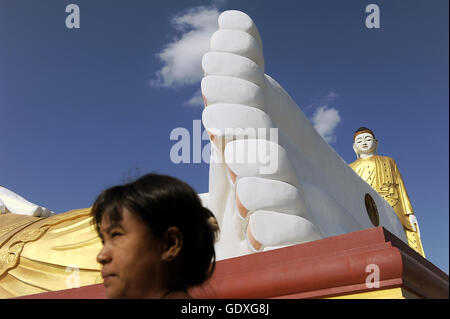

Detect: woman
91,173,219,299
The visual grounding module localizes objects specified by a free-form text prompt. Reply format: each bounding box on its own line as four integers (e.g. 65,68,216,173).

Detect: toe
218,10,263,52
211,29,264,72
202,104,273,138
202,52,265,88
224,139,300,188
236,177,308,218
201,75,265,109
248,211,322,248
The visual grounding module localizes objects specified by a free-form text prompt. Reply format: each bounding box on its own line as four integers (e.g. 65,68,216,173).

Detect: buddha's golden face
354,132,377,155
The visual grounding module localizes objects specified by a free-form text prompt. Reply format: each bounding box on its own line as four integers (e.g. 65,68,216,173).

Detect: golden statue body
0,209,102,297
349,127,425,257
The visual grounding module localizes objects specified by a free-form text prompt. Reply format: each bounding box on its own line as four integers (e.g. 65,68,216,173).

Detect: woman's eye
111,232,122,238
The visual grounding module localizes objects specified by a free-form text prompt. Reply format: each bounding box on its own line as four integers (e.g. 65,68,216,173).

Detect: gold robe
0,208,102,298
349,155,425,257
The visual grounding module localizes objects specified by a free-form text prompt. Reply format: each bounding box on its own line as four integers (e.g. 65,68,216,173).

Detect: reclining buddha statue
0,10,419,298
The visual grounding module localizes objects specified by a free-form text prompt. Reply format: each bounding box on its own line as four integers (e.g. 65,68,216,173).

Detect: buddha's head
353,127,378,158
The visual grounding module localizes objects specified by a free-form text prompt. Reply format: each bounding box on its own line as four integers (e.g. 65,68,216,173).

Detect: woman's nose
96,245,111,265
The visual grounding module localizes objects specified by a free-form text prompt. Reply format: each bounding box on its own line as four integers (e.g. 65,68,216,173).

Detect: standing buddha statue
349,127,425,257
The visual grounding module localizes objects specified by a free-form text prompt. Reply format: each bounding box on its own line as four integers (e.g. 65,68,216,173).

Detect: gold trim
326,287,421,299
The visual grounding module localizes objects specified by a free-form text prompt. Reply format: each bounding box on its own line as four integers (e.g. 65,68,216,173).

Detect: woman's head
91,173,218,298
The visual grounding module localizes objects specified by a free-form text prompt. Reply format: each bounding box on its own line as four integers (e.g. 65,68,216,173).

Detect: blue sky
1,0,448,273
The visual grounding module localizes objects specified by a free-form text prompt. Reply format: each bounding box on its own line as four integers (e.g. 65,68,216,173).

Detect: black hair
91,173,219,291
354,127,376,139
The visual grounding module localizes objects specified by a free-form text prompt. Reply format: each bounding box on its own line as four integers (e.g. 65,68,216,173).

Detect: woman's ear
161,226,183,262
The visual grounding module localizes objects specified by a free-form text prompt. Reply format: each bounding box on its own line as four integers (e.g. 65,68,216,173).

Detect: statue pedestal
16,227,448,299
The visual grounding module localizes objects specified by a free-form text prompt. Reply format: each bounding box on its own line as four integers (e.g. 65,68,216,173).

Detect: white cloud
150,6,220,88
312,106,342,143
184,89,204,108
307,91,342,143
324,91,338,102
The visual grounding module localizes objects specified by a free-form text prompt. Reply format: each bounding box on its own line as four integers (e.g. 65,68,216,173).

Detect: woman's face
96,208,165,298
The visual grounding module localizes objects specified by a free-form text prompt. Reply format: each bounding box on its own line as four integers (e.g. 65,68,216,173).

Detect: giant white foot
202,10,406,260
0,186,53,217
